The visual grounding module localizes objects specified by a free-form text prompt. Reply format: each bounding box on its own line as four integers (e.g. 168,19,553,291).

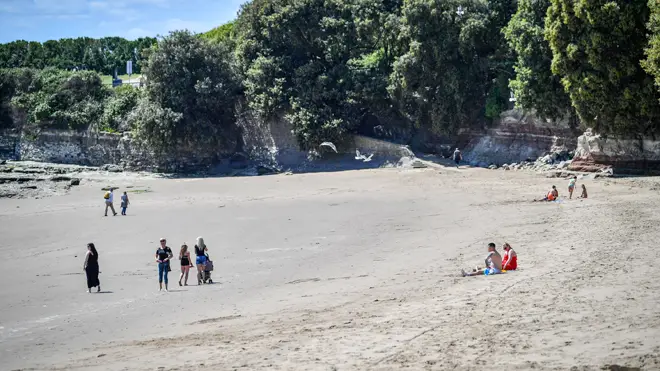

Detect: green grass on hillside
101,74,142,85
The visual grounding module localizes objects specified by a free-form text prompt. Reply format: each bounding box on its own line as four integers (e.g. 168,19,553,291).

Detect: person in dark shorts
194,237,208,285
83,243,101,293
155,238,173,292
178,244,193,286
453,148,462,167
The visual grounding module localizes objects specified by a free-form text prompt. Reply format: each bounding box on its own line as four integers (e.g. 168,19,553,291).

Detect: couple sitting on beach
461,243,517,277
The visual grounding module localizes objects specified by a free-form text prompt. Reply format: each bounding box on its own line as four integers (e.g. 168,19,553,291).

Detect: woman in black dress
83,243,100,293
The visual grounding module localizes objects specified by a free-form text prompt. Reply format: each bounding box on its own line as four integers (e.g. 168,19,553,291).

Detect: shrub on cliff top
8,68,110,130
133,30,240,153
546,0,660,136
99,84,142,133
504,0,575,122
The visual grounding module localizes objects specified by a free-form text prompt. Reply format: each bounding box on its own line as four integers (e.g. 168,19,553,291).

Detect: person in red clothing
501,243,517,271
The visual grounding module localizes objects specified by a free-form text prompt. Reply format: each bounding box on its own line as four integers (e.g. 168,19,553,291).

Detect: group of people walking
83,236,214,293
155,236,214,291
103,188,130,216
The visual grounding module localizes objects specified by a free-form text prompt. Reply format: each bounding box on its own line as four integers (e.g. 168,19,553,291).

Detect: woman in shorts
568,176,577,199
194,237,208,285
178,244,193,286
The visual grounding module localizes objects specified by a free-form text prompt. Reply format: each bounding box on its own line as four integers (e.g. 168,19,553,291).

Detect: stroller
202,253,213,284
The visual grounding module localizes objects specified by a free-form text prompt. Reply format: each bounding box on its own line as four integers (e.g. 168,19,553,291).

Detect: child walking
120,192,130,215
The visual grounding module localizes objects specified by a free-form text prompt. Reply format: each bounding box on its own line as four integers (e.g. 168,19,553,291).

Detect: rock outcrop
0,129,237,172
460,109,576,167
569,129,660,174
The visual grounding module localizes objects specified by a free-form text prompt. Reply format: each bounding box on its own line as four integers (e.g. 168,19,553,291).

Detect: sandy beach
1,166,660,370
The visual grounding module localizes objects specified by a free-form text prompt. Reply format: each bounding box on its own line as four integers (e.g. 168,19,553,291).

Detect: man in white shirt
104,188,117,217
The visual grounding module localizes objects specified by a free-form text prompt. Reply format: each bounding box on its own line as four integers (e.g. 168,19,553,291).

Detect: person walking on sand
155,238,173,292
501,243,517,271
194,237,208,285
178,244,193,286
579,184,588,199
461,243,502,277
568,176,577,199
104,188,117,216
453,148,462,167
120,192,130,215
83,243,101,293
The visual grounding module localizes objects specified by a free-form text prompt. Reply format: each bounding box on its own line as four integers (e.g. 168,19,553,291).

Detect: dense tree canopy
546,0,660,136
0,37,156,75
2,68,110,130
130,31,240,152
504,0,574,122
4,0,660,152
643,0,660,91
236,0,403,147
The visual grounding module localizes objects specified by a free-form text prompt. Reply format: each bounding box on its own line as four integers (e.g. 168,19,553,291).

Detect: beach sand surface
1,167,659,370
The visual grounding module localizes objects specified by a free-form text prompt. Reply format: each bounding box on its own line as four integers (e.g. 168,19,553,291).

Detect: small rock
0,159,5,165
257,165,278,176
411,160,428,168
70,178,80,186
50,176,72,182
101,164,123,173
488,164,498,170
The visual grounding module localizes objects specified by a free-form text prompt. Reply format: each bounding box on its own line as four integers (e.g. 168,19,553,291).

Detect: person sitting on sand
535,185,559,201
462,243,502,277
568,176,577,199
579,184,588,199
501,243,517,271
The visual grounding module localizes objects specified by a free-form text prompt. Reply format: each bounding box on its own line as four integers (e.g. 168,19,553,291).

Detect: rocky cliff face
460,109,576,167
569,129,660,174
0,129,236,172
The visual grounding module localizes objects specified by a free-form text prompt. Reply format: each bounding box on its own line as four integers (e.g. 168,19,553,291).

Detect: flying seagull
355,149,373,162
320,142,338,153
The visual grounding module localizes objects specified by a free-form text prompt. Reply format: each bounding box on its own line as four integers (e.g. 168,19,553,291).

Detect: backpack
104,191,110,199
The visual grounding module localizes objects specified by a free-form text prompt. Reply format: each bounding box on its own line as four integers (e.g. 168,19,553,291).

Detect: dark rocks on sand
101,164,124,173
70,178,80,186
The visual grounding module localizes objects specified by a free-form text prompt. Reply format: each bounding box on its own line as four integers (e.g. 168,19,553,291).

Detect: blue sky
0,0,245,43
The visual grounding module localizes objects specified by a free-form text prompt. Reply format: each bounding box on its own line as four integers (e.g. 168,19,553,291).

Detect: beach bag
104,191,110,199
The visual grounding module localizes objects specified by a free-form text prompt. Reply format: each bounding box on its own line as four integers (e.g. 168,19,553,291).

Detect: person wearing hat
461,243,503,277
155,238,173,291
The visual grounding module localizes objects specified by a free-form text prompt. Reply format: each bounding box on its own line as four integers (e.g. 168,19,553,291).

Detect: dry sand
1,166,660,371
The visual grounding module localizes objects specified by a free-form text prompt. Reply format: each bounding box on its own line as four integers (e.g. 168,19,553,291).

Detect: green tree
504,0,574,121
9,68,110,130
643,0,660,92
133,30,239,152
546,0,660,136
99,84,142,132
236,0,403,148
388,0,495,134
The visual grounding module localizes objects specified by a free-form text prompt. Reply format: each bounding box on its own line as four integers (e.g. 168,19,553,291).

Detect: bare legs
179,266,190,286
196,264,204,285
